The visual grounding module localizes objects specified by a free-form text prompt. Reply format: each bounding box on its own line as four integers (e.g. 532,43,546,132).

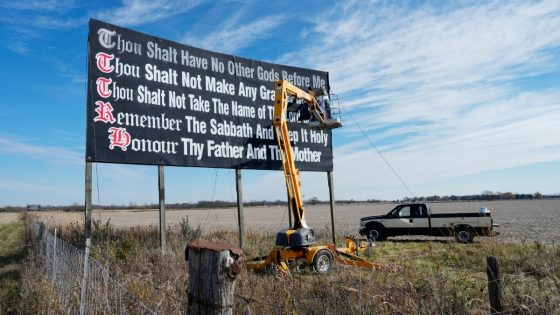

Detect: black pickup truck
359,203,498,243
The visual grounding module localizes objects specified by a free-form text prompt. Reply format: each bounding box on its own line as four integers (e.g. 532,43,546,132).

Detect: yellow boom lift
247,80,384,274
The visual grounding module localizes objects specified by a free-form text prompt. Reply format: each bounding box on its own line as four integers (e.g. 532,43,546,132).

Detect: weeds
178,216,201,243
0,219,27,315
17,218,560,314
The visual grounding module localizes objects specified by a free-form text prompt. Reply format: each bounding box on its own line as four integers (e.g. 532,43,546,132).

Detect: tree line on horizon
0,191,556,212
398,191,550,203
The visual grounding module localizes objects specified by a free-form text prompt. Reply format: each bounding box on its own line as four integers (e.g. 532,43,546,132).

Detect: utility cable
201,168,219,231
278,200,289,231
228,169,235,202
339,103,416,198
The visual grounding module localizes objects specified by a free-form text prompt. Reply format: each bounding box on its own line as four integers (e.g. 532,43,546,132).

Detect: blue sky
1,0,559,206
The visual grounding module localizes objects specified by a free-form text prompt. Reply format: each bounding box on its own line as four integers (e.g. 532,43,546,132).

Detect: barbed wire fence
33,222,157,315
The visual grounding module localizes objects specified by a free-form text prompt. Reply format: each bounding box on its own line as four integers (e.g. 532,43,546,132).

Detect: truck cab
383,203,431,235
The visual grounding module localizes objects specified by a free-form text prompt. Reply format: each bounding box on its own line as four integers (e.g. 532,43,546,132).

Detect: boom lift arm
273,81,308,229
273,81,338,228
273,80,340,247
247,80,386,273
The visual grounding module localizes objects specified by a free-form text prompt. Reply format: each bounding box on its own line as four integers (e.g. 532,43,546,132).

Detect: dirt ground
2,199,559,243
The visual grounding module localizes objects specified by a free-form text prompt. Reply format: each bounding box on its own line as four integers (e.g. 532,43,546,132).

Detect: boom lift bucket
307,86,342,130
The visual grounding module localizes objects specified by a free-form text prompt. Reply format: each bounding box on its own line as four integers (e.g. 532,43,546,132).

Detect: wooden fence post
186,241,244,315
486,256,503,314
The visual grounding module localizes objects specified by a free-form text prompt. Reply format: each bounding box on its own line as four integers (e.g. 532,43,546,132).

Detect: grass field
0,221,25,315
4,200,560,313
28,218,557,314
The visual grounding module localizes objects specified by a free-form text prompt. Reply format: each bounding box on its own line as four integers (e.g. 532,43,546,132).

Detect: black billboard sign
86,19,333,171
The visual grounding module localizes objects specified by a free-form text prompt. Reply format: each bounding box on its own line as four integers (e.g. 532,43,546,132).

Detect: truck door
383,205,414,235
411,204,430,235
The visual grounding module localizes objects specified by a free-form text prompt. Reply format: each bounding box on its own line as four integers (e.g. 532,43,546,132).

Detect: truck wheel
312,250,333,274
366,228,385,241
455,228,474,243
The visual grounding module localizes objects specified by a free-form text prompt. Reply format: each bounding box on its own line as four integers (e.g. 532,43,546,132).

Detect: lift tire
312,250,333,274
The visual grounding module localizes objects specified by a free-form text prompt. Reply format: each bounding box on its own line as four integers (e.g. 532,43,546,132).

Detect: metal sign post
235,169,245,249
85,161,92,240
158,165,166,252
327,171,336,244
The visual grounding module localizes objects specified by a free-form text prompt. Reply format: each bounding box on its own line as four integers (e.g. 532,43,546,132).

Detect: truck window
411,204,427,218
398,206,411,218
420,205,427,217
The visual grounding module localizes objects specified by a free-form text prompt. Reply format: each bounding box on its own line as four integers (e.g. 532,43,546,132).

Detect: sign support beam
327,171,336,244
236,168,245,249
85,161,92,240
158,164,166,252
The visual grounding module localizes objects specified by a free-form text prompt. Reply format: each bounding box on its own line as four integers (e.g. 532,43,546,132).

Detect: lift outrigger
246,80,385,274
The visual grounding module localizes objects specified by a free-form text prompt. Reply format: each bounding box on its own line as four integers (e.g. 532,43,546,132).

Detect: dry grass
17,216,560,314
0,221,25,315
236,238,560,314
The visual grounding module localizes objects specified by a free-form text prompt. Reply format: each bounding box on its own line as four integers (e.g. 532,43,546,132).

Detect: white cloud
0,1,82,55
0,135,83,167
293,1,560,94
0,135,159,205
96,0,202,26
94,163,153,185
6,41,31,54
274,1,560,198
182,16,283,53
0,0,75,13
0,1,81,29
30,16,82,29
0,135,154,186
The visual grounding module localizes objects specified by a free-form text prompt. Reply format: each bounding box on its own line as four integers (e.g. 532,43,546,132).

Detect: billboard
86,19,333,171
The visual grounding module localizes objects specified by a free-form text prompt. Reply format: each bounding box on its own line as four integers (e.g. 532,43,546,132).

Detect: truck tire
366,227,386,241
455,227,474,243
312,250,333,274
